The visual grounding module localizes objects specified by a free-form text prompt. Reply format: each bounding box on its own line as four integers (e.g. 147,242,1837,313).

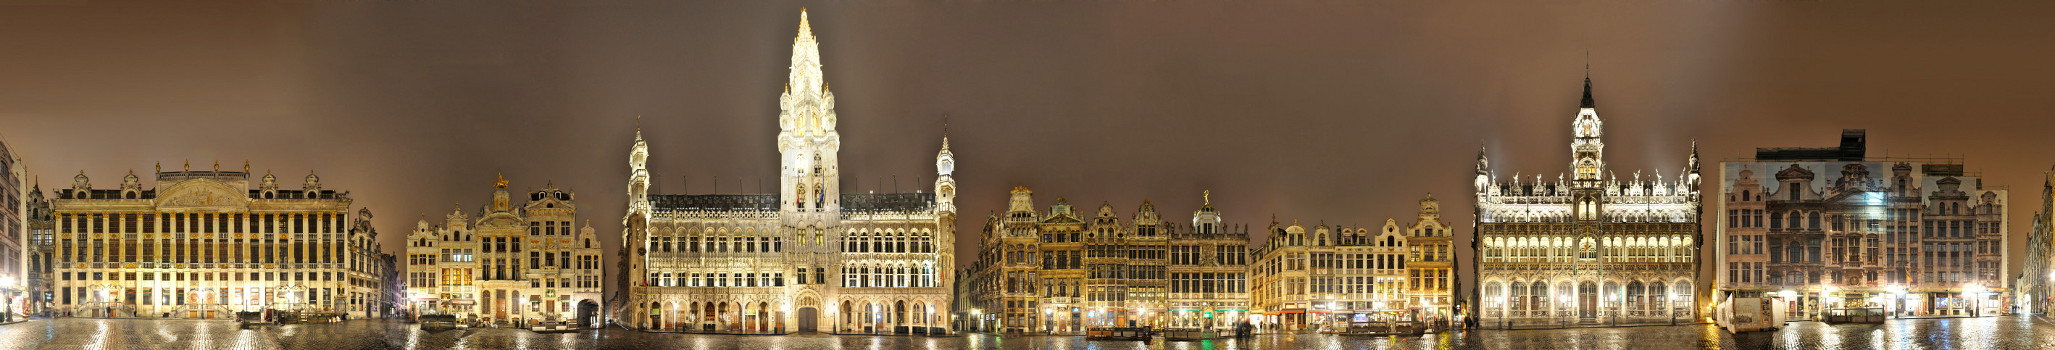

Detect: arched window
1484,281,1504,314
1807,212,1821,230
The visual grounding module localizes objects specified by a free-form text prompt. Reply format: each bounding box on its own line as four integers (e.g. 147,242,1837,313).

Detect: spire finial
183,160,189,171
496,172,508,189
1203,190,1211,206
1580,70,1596,109
797,9,813,41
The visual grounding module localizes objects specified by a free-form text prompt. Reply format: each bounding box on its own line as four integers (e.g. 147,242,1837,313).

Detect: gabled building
969,189,1248,333
1716,130,2010,318
1250,194,1451,331
406,177,603,326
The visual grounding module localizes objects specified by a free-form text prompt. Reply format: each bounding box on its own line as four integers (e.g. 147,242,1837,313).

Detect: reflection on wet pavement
0,315,2043,349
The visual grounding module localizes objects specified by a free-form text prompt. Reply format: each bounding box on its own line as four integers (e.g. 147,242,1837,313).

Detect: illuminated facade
1250,195,1451,331
0,141,22,319
27,183,52,316
49,163,384,319
1715,130,2009,317
1403,196,1456,324
971,189,1246,333
618,11,956,335
1165,193,1251,331
2023,166,2054,315
405,178,603,326
1472,77,1703,327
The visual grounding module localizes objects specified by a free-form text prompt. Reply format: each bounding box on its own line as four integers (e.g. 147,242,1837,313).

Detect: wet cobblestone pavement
0,315,2049,349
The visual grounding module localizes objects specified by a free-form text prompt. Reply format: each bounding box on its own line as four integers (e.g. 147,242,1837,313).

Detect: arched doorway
841,300,854,332
798,306,820,333
759,302,772,333
894,300,907,334
701,302,715,331
1578,281,1597,320
718,302,732,331
796,295,820,333
576,299,600,327
648,301,662,330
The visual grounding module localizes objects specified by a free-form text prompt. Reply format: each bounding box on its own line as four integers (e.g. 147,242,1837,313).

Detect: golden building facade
1250,195,1449,331
970,189,1249,334
406,178,604,326
50,163,383,319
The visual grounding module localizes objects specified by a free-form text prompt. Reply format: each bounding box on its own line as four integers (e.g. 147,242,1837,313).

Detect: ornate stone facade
970,189,1248,334
1250,195,1452,331
1471,77,1703,327
2022,165,2054,315
0,140,22,319
48,163,384,319
616,11,956,335
1716,130,2009,318
405,178,603,326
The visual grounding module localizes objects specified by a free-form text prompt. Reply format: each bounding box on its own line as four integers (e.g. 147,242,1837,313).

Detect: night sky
4,1,2054,296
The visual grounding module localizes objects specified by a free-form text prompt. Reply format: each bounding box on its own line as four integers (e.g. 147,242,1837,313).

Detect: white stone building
617,11,956,335
1472,77,1703,327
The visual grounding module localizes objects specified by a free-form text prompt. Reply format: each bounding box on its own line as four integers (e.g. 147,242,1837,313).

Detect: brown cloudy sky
3,1,2053,295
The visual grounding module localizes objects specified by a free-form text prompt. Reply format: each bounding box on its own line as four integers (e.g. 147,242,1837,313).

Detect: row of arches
839,298,938,334
1481,278,1695,320
631,296,942,334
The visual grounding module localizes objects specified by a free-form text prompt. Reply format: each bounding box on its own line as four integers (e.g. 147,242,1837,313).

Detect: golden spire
243,160,250,172
183,160,189,171
213,160,220,171
495,172,509,189
798,8,812,41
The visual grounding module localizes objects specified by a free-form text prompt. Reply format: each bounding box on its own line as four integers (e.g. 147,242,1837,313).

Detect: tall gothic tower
1570,76,1605,185
934,131,958,284
780,10,841,216
1571,76,1605,259
619,128,650,300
